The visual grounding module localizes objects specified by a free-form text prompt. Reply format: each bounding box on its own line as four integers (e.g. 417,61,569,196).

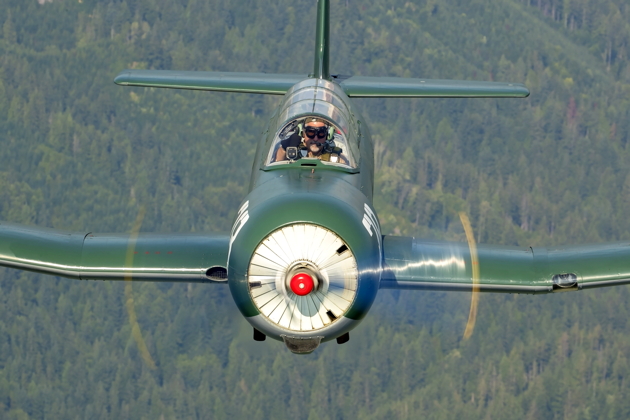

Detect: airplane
1,0,628,354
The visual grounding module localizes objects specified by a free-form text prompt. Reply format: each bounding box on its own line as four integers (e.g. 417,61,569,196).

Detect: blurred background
1,0,630,418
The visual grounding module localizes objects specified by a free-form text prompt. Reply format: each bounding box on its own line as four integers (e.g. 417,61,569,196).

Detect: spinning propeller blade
124,207,157,369
459,212,479,340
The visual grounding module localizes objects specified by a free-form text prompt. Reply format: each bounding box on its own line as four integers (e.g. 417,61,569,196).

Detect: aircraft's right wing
380,235,630,294
0,221,229,283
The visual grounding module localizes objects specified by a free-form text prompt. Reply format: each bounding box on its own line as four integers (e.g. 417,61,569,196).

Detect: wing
340,76,529,98
113,71,529,99
0,221,229,283
381,235,630,294
114,70,308,95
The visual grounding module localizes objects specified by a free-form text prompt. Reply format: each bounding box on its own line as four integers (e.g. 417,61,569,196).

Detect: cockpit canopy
265,79,359,169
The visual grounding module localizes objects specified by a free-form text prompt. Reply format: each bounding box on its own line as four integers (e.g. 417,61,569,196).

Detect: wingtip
515,83,530,98
114,71,130,86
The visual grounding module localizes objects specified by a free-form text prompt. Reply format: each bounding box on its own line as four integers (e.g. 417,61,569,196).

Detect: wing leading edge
340,76,530,98
0,221,229,283
114,70,529,99
114,70,308,95
381,235,630,294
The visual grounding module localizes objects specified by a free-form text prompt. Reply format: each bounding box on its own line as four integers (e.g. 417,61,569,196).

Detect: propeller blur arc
459,212,479,340
124,207,157,369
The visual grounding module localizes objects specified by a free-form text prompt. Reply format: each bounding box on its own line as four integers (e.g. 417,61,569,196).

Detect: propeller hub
289,273,314,296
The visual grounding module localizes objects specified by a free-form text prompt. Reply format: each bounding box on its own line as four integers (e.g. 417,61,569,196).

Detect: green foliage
1,0,630,418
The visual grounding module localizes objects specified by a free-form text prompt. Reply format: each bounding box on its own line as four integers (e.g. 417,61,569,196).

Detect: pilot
275,117,347,164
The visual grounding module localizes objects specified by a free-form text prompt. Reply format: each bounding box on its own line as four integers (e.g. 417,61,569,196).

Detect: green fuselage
226,78,382,341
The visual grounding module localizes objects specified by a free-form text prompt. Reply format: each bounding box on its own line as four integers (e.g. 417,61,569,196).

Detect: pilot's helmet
303,117,328,126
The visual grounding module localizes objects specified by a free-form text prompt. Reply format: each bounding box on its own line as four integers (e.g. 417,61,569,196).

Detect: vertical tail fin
313,0,330,80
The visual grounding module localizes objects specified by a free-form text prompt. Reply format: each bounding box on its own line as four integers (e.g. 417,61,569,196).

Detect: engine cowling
227,191,381,353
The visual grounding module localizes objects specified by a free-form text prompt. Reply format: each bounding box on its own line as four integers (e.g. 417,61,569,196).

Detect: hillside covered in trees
1,0,630,418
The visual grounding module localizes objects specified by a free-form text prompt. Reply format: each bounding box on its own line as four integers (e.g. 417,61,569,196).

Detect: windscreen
265,84,359,169
267,117,357,168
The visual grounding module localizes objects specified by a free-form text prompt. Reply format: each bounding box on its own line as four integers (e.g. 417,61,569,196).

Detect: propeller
124,207,157,369
459,212,479,340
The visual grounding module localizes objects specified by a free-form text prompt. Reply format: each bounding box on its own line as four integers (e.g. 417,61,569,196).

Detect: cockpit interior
266,116,358,169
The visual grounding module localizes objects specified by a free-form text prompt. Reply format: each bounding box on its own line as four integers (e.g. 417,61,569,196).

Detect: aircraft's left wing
381,235,630,294
0,221,229,283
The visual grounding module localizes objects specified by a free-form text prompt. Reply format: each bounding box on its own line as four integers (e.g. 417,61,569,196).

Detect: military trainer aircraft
2,0,629,354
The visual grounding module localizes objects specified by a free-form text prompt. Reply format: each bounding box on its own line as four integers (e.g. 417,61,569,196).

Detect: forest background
1,0,630,418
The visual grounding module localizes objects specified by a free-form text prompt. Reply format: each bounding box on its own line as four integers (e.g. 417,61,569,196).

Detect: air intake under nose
247,224,358,332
